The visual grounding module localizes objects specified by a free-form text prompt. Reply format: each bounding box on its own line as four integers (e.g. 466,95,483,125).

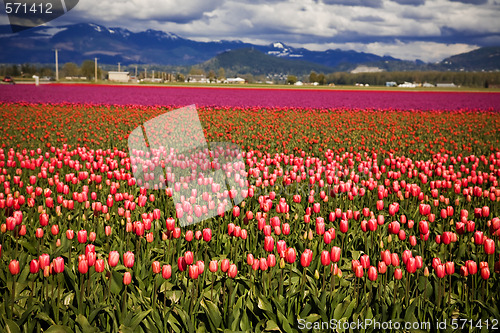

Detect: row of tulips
0,102,499,332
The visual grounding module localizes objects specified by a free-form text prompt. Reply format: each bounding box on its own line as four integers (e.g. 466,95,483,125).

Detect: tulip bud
123,272,132,285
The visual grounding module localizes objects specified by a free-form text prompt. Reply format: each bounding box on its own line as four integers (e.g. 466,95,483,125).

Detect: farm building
225,77,245,84
108,72,130,83
436,83,458,88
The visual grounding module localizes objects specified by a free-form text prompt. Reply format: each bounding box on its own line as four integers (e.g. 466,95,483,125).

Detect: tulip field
0,86,500,332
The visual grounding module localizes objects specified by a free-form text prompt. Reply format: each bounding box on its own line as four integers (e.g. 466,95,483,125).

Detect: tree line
2,61,499,88
305,71,500,88
0,61,104,80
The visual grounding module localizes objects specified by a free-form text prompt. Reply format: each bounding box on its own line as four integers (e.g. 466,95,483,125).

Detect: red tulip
406,257,416,274
108,251,119,267
315,219,325,235
189,265,199,279
264,236,274,252
321,250,330,266
203,228,212,242
484,238,495,255
36,228,44,239
460,265,468,277
368,266,378,281
123,272,132,285
480,267,490,280
445,261,455,275
339,219,348,233
30,259,39,274
232,206,240,217
301,249,313,267
228,264,238,278
196,260,205,274
323,232,332,244
355,265,364,278
259,257,268,271
388,221,400,235
221,259,230,272
9,260,20,275
415,256,423,269
381,250,391,266
77,230,87,244
360,255,370,269
227,223,235,236
53,257,64,273
282,223,290,235
285,247,297,264
78,259,88,274
166,218,175,231
267,254,277,268
474,231,484,245
394,268,403,280
252,258,260,271
391,253,400,267
352,259,361,272
152,261,161,274
481,206,490,217
162,265,172,279
467,261,478,275
418,221,429,235
123,251,135,268
178,257,187,272
39,213,49,227
436,264,446,278
247,253,254,266
377,261,387,274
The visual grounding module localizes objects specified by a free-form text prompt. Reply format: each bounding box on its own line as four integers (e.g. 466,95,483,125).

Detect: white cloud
296,40,480,62
4,0,499,61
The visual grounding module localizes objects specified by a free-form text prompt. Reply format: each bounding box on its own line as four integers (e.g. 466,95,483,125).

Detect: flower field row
1,84,499,110
0,101,499,332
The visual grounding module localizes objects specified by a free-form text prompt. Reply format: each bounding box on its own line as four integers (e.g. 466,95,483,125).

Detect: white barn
108,71,130,83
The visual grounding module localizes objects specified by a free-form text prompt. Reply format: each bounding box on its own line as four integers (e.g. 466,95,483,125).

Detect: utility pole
135,65,137,78
54,49,59,81
152,70,154,80
94,58,98,83
144,68,147,79
118,62,121,72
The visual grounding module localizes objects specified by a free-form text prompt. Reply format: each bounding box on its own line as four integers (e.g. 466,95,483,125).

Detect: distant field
1,83,499,110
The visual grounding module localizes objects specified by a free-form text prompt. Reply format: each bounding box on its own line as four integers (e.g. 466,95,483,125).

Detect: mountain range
0,23,499,74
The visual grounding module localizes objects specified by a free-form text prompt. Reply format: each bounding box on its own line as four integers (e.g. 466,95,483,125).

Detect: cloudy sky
2,0,500,62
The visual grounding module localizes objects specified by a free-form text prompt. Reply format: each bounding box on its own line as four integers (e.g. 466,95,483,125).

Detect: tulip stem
152,278,156,312
79,274,85,314
57,275,61,324
122,285,127,318
11,276,16,316
211,273,214,300
405,273,409,308
279,268,283,296
300,268,307,303
329,264,334,295
322,266,326,292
